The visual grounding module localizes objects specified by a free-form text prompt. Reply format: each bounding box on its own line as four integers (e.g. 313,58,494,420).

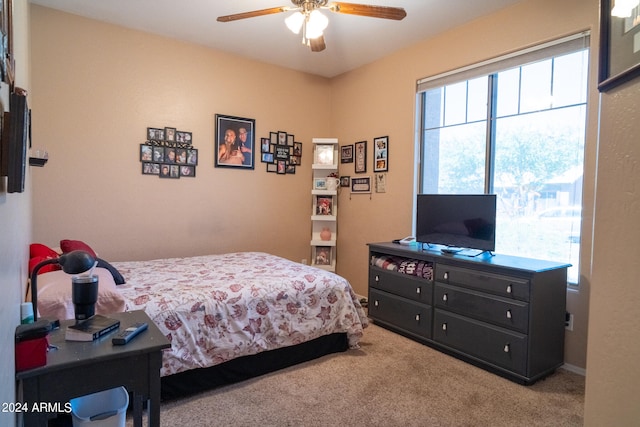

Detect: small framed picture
277,131,288,145
277,160,287,174
159,164,173,178
373,136,388,172
164,127,177,142
314,178,327,190
180,165,196,177
314,246,332,266
175,148,188,164
176,131,192,144
152,146,165,162
266,163,278,173
270,132,279,146
147,127,164,141
262,152,274,163
187,148,198,165
140,144,152,161
340,176,351,187
351,176,372,194
354,141,367,173
287,134,295,146
315,144,335,166
275,144,291,161
142,162,158,175
341,145,353,163
164,147,176,163
261,138,271,153
315,196,333,215
293,142,302,156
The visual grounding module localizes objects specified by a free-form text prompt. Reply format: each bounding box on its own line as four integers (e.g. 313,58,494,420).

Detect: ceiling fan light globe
285,11,305,34
309,10,329,31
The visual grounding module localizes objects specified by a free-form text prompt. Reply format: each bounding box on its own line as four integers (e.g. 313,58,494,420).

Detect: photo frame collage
140,127,198,179
260,131,302,174
339,136,388,193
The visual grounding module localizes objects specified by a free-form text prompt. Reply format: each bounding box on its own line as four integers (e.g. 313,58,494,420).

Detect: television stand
367,241,570,385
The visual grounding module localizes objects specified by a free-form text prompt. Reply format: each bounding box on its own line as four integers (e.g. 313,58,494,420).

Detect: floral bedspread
112,252,368,377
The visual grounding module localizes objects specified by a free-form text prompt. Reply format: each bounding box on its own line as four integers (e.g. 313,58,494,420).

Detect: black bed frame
160,332,349,400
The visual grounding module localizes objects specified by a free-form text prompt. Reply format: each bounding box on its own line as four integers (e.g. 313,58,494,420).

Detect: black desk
16,310,171,427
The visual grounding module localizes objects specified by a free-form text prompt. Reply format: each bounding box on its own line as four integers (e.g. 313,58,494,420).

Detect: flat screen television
415,194,497,252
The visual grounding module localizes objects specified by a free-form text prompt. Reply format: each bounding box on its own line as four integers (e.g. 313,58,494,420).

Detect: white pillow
26,267,126,320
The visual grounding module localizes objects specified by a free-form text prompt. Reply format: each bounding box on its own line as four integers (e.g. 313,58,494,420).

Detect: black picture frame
351,176,372,194
147,127,164,141
215,114,255,169
373,136,389,172
176,130,192,144
598,0,640,91
164,127,176,142
354,141,367,173
341,144,353,163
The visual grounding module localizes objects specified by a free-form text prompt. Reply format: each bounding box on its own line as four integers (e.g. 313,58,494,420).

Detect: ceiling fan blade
309,35,326,52
328,2,407,20
217,6,290,23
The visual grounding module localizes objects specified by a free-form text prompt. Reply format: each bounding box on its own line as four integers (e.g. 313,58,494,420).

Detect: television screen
416,194,497,252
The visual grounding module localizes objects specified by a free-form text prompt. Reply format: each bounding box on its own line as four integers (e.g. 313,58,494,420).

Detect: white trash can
70,386,129,427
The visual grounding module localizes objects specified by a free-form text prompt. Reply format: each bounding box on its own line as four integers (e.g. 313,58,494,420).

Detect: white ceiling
29,0,522,78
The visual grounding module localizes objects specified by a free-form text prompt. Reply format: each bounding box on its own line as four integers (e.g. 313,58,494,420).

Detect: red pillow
59,239,98,258
29,256,61,276
30,243,59,259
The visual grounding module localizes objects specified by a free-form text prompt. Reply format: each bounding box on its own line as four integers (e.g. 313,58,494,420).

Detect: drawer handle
506,284,512,294
506,309,512,319
415,314,420,321
504,344,510,353
416,287,421,295
375,275,380,282
374,300,379,307
442,293,448,302
442,323,447,331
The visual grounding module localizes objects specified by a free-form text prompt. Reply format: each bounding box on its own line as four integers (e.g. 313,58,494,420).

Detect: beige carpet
129,323,584,426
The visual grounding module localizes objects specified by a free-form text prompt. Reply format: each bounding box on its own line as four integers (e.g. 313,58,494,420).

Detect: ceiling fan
216,1,407,52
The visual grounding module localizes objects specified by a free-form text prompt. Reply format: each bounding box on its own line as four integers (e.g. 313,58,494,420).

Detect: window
416,34,589,284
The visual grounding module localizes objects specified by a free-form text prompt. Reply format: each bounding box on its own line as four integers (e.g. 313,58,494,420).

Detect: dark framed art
314,246,332,266
354,141,367,173
351,176,372,194
599,0,640,91
373,136,389,172
147,127,164,141
340,176,350,187
215,114,255,169
341,144,353,163
141,125,197,179
263,130,302,174
176,130,192,144
164,127,176,142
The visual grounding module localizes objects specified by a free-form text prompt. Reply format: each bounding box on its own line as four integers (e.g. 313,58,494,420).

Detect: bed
29,245,368,400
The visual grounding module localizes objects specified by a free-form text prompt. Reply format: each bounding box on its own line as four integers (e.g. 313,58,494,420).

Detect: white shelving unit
311,138,339,271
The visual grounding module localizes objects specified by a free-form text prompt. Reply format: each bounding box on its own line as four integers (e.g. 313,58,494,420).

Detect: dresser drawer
435,264,529,301
434,283,529,333
369,289,432,339
433,310,528,375
369,268,432,304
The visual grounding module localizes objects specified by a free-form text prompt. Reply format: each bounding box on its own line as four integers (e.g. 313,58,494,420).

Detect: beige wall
585,79,640,424
0,1,30,426
331,0,598,371
30,6,331,264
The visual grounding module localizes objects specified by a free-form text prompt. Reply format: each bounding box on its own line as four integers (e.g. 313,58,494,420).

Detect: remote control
112,322,148,345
